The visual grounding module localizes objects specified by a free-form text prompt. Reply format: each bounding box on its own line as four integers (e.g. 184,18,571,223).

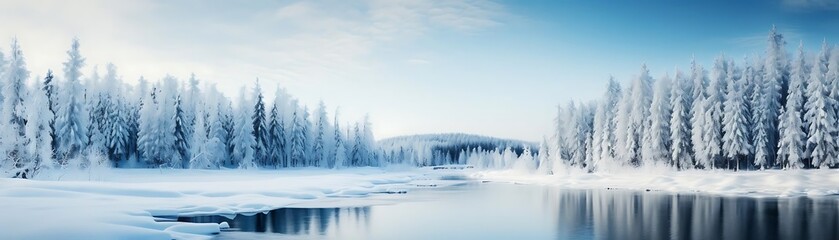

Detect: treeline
543,27,839,172
0,39,380,178
379,133,537,166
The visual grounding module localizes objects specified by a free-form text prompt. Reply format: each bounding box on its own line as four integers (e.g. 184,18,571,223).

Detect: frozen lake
175,182,839,240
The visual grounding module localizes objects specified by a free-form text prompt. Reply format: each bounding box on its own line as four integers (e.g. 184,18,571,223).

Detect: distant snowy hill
378,133,538,166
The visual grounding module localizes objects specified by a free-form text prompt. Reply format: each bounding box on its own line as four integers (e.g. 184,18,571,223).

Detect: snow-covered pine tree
1,39,32,178
700,56,727,169
689,59,708,169
760,26,788,168
86,99,108,159
42,70,57,155
301,106,313,166
251,80,268,166
590,100,606,166
207,101,228,168
312,101,329,168
126,77,149,164
107,99,130,165
55,39,88,163
189,108,214,169
26,79,56,173
613,84,631,167
332,108,347,169
221,103,235,166
334,134,347,170
183,74,200,138
825,44,839,167
722,59,752,170
751,59,774,170
173,94,189,168
289,102,306,167
777,43,807,169
594,77,621,169
268,101,286,168
570,102,587,166
361,115,378,166
351,122,364,166
803,43,834,168
537,137,551,172
559,102,577,163
669,70,693,169
136,84,158,166
625,65,653,166
643,73,671,166
232,87,256,169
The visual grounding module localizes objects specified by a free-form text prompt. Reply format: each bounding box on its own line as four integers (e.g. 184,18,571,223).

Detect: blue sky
2,0,839,141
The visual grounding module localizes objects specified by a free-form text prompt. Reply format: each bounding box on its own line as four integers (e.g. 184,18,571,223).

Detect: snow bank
0,167,457,240
474,167,839,197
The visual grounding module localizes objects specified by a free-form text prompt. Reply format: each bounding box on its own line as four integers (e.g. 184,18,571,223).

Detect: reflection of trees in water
179,206,371,236
543,188,839,240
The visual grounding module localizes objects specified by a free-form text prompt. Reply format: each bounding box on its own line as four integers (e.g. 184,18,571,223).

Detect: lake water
176,182,839,240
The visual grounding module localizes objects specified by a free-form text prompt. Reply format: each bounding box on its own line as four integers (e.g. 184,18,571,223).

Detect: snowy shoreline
474,167,839,198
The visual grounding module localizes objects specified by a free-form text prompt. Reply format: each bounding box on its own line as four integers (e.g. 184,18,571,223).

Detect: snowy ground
0,166,468,240
475,166,839,197
3,165,838,239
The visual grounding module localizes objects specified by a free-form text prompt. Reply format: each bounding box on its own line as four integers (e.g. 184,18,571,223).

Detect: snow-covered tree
289,102,306,167
670,70,693,169
26,79,55,172
591,78,621,168
759,26,788,168
777,43,807,169
173,94,189,167
42,70,57,154
251,80,268,166
825,45,839,168
312,101,329,168
571,103,592,167
55,39,88,163
642,74,671,166
268,101,286,168
622,65,653,166
231,87,256,169
189,108,214,169
1,39,32,177
699,56,727,169
690,59,708,169
107,98,130,164
722,59,752,170
614,81,632,167
350,122,365,166
805,42,837,168
537,138,551,172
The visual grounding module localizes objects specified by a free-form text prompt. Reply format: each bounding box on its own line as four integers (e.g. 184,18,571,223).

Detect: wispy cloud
727,27,805,48
0,0,505,99
781,0,839,10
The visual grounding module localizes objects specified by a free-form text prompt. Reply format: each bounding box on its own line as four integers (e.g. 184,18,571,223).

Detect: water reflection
177,184,839,240
544,188,839,240
180,207,371,235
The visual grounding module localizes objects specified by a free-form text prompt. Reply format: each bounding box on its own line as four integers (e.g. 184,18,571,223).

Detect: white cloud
0,0,505,136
